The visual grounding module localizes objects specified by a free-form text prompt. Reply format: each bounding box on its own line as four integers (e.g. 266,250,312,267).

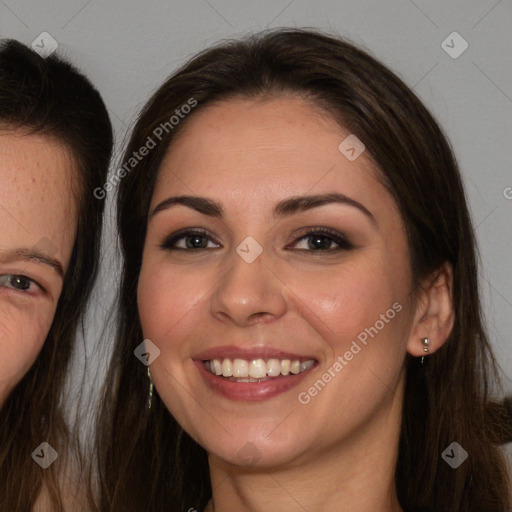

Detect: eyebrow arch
150,192,376,226
0,249,64,278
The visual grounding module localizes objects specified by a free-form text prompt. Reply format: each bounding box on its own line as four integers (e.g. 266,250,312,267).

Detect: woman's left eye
0,274,39,292
290,228,354,252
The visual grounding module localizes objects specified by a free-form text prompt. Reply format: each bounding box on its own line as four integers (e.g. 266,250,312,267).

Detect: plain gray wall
1,0,511,408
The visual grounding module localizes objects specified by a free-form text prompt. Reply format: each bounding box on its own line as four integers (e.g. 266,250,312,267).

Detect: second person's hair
0,39,113,512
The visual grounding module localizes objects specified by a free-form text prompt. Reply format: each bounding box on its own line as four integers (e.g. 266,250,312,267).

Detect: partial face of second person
0,130,77,407
138,95,427,469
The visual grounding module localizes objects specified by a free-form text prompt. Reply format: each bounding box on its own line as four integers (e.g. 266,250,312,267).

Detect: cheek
0,301,54,402
285,262,409,443
282,255,405,355
137,260,210,348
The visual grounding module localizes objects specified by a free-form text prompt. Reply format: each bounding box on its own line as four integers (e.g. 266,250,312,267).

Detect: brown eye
0,274,37,292
160,229,220,251
184,234,209,249
306,234,336,250
290,227,354,252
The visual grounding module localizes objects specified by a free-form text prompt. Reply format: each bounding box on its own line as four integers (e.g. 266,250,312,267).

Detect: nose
210,244,287,327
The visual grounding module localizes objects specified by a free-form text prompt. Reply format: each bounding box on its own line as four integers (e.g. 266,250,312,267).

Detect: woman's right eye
0,274,38,292
160,229,221,251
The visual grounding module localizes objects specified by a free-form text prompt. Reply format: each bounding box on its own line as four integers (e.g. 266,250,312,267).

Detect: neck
206,378,405,512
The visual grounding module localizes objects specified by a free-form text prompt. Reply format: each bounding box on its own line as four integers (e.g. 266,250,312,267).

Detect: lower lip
194,360,316,401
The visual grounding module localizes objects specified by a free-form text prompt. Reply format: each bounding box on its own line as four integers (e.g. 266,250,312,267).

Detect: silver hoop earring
420,337,429,365
147,367,153,409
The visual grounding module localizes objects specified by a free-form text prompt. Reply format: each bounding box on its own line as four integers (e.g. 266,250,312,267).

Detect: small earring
147,367,153,410
420,337,429,364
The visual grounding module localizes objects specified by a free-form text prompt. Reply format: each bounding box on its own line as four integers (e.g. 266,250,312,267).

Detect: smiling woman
95,28,510,512
0,40,112,511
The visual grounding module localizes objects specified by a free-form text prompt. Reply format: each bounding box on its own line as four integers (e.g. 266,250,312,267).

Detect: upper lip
194,345,317,361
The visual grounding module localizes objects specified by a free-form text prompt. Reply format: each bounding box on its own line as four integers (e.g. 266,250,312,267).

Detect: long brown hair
96,28,511,511
0,40,112,511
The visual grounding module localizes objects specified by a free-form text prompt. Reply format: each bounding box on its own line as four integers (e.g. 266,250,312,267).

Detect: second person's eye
0,274,40,292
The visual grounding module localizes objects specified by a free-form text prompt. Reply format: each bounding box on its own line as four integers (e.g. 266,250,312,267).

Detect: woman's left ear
406,261,455,357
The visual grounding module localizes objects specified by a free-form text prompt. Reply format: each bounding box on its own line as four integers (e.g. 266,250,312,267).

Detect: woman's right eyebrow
149,193,377,228
150,195,223,219
0,248,64,277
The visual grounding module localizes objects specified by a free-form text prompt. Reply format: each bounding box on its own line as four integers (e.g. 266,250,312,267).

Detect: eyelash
0,274,41,294
159,227,354,253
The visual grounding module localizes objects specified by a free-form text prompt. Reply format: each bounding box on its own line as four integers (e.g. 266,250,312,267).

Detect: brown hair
96,28,511,511
0,39,112,511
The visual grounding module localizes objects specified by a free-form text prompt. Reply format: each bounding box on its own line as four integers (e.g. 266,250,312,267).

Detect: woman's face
0,131,77,407
138,95,419,468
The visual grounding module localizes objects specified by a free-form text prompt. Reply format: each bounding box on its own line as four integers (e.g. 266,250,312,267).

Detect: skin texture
0,131,77,408
137,95,454,512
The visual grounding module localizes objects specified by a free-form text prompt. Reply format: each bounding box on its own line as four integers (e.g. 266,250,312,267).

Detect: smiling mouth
204,357,316,382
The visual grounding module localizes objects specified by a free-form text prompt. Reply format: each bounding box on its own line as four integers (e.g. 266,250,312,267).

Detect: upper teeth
205,358,315,378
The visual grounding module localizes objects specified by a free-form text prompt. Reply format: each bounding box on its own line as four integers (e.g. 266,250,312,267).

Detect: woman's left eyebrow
0,248,64,277
273,193,377,227
150,192,377,228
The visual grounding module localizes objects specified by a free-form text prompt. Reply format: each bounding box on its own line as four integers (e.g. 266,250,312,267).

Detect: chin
197,422,311,470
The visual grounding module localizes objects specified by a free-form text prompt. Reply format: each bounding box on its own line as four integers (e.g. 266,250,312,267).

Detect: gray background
1,0,511,407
